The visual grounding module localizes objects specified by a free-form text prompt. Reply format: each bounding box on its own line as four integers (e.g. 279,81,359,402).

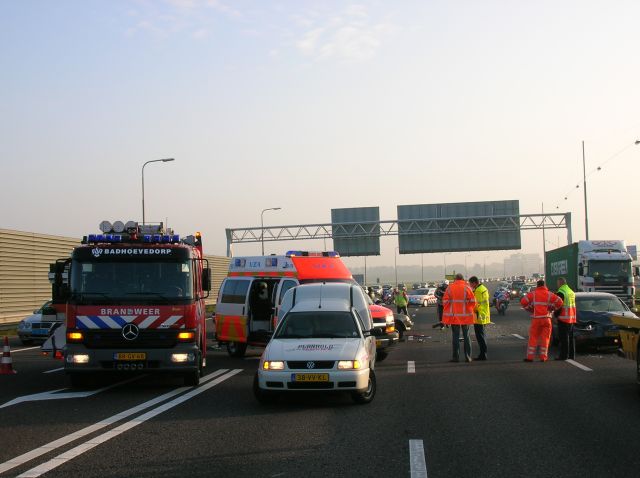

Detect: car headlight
20,321,31,330
338,360,361,370
263,360,285,370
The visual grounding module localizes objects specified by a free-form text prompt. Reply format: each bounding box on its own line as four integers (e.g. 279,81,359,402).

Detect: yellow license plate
114,352,146,361
292,373,329,382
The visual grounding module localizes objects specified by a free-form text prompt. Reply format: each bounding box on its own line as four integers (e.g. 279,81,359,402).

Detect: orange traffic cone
1,336,17,374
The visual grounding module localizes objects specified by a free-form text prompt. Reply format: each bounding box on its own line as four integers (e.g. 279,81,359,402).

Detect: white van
254,282,377,405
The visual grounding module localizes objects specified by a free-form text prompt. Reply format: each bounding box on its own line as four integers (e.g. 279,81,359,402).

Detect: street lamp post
582,140,589,240
394,247,399,287
142,158,175,225
261,207,281,255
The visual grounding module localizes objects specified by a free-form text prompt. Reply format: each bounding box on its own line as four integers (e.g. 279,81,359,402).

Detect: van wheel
253,373,278,404
422,300,428,307
352,369,376,404
376,350,388,362
69,373,91,388
227,341,247,358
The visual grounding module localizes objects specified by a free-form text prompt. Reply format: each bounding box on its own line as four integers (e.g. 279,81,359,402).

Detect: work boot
474,356,487,361
465,357,472,363
432,322,444,329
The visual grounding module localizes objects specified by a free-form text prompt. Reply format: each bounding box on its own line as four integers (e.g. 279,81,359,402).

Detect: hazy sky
1,0,639,272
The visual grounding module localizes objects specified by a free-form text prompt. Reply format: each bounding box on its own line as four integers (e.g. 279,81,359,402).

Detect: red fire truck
47,220,211,387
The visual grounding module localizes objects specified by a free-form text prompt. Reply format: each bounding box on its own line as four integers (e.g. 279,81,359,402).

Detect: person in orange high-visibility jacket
520,279,563,362
442,273,477,362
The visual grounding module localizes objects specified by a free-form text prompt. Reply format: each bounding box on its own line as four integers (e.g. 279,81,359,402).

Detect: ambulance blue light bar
286,251,340,258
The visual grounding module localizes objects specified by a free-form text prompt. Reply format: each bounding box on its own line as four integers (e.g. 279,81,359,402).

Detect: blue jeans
451,325,472,361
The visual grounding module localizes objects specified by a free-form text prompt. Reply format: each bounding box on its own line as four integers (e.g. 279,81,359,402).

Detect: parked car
254,282,377,404
407,288,437,307
17,300,55,345
552,292,639,350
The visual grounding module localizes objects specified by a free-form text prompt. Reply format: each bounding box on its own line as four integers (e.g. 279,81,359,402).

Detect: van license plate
292,373,329,382
114,353,146,361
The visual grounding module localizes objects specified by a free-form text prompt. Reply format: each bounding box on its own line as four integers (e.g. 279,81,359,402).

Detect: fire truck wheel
253,373,278,404
636,342,640,397
227,341,247,358
351,369,376,404
184,368,200,387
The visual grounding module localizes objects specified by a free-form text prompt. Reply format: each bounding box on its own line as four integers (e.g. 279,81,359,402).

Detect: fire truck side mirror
634,266,640,278
49,259,71,302
202,268,212,292
578,263,584,276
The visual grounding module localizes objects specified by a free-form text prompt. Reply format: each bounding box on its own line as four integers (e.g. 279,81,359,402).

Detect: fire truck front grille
83,329,178,349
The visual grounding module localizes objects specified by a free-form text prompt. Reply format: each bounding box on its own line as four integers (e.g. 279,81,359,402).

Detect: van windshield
275,311,359,339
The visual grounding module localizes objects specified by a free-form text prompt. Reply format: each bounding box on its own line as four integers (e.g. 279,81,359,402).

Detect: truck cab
47,221,211,387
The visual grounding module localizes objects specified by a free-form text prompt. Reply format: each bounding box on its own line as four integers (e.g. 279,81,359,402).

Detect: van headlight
19,321,31,330
338,360,361,370
263,361,285,370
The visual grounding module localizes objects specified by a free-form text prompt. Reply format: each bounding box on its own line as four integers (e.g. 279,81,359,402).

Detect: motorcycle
493,296,510,315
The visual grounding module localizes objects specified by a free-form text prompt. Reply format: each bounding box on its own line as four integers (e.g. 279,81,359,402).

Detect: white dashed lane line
566,359,593,372
511,334,526,340
11,346,40,353
42,367,64,374
409,439,428,478
407,361,415,373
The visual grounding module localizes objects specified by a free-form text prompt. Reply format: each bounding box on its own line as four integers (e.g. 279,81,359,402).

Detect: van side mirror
578,264,584,276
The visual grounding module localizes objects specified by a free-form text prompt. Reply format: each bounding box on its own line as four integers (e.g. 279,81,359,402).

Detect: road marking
409,439,428,478
12,346,40,353
0,376,142,409
408,335,414,341
0,369,229,475
407,361,415,373
566,359,593,372
42,367,64,374
17,369,243,478
511,334,526,340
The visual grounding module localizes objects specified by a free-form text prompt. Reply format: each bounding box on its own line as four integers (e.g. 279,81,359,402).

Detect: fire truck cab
215,251,398,358
48,220,211,387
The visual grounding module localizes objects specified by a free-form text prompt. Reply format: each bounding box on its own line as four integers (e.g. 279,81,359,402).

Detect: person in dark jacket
433,280,449,329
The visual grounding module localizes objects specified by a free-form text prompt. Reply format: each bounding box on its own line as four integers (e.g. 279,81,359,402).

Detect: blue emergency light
286,251,340,258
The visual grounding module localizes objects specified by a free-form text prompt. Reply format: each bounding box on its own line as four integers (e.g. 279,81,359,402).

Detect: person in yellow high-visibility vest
393,287,408,315
469,276,490,361
554,277,576,360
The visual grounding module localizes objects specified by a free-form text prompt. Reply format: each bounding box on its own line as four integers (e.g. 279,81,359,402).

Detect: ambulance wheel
376,350,388,362
352,369,376,404
253,373,278,404
227,341,247,358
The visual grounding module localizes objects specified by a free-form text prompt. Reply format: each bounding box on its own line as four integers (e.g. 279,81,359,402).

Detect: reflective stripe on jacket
557,284,576,323
474,283,491,325
442,280,477,325
520,286,563,320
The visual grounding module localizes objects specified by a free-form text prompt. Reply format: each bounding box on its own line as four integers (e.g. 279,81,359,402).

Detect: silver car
17,300,55,344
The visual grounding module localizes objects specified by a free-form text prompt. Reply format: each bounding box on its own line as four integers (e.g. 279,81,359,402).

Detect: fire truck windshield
70,260,194,304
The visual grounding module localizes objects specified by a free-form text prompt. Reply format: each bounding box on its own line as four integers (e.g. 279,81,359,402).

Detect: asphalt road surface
2,304,639,478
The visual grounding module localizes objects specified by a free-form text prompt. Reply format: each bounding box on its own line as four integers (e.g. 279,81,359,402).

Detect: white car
254,282,377,405
407,288,437,307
